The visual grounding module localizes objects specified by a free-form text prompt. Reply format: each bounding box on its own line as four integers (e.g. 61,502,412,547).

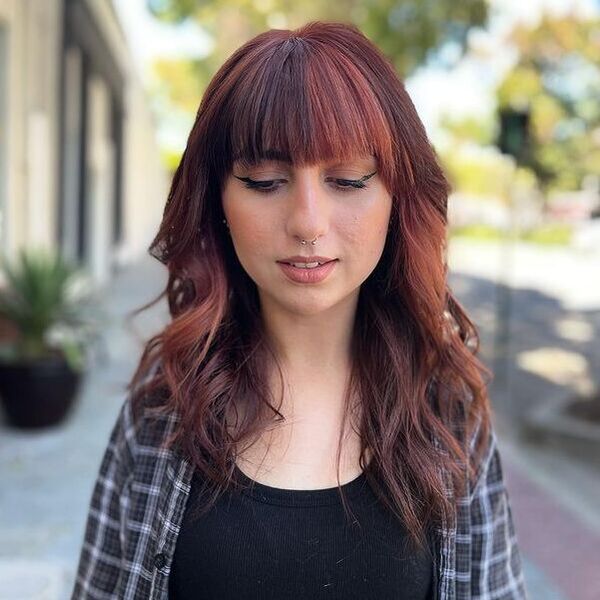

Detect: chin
287,301,337,317
277,287,358,317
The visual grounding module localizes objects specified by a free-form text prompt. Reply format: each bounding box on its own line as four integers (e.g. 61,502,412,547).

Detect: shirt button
154,552,167,570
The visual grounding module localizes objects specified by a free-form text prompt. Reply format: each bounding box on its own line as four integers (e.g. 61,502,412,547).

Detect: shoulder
467,417,502,502
449,382,494,496
464,422,527,596
71,360,183,598
114,359,180,470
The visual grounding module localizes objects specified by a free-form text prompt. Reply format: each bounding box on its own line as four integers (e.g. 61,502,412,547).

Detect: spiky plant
0,248,104,372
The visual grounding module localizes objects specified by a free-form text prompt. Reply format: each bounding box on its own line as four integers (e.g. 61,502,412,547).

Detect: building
0,0,167,288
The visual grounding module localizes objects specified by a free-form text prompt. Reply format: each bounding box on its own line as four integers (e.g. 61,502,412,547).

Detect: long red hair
128,21,491,546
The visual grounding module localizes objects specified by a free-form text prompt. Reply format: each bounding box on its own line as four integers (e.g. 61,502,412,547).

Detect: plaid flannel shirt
71,392,527,599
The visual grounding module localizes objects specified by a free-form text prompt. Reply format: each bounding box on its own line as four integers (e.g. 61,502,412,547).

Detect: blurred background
0,0,599,598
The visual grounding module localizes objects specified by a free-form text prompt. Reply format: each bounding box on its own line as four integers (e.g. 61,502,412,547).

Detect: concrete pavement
449,238,600,600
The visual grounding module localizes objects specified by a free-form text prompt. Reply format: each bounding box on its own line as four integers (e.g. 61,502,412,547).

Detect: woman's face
221,153,393,317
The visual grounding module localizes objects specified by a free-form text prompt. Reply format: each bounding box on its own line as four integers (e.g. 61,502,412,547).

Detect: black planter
0,353,83,429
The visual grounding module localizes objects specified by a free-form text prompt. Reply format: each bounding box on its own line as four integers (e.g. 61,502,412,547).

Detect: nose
285,169,330,243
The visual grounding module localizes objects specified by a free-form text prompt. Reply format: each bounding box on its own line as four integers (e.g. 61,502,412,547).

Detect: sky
113,0,212,66
113,0,599,150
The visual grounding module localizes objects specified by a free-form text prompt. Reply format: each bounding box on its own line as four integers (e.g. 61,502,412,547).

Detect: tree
147,0,488,78
495,12,600,192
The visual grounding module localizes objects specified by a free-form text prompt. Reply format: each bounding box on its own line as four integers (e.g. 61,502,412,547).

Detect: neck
259,290,359,416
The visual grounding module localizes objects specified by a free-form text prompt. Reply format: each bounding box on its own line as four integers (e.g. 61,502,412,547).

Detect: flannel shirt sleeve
469,427,528,599
71,397,136,599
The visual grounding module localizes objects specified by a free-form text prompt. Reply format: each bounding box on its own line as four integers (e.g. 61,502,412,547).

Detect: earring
222,218,229,229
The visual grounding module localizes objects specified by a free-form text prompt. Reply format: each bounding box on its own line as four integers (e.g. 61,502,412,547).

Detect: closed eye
234,171,377,194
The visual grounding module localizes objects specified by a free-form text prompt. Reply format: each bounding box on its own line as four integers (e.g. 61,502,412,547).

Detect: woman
72,21,526,600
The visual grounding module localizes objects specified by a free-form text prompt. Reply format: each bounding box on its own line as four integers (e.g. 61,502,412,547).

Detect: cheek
232,225,269,251
340,197,391,252
224,200,274,254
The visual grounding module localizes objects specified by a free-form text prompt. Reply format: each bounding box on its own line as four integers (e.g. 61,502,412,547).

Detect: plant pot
0,353,83,429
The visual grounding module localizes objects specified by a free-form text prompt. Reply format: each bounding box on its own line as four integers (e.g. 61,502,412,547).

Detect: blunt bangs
220,36,395,182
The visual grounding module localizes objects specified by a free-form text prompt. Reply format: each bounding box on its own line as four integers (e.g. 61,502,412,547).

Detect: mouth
278,260,336,269
276,256,338,269
276,259,338,284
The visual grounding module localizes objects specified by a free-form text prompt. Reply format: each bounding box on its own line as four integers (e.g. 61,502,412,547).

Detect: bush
450,222,573,246
520,223,572,245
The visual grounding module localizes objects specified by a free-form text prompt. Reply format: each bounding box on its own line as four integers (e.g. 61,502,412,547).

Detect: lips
282,260,335,268
277,259,338,284
277,255,336,265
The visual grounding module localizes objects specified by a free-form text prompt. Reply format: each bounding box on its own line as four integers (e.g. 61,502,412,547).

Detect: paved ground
0,256,170,598
0,239,599,599
448,239,600,600
448,238,600,422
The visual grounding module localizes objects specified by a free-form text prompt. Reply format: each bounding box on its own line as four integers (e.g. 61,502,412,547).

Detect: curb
524,395,600,471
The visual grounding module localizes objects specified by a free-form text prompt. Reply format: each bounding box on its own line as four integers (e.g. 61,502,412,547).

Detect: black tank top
168,464,433,599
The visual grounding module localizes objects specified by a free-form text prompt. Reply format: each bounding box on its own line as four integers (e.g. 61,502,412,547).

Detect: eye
235,176,285,194
234,171,377,195
329,177,369,192
328,170,378,192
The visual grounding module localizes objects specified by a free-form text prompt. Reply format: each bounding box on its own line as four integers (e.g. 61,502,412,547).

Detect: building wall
0,0,167,289
0,0,29,257
119,78,168,268
0,14,9,253
0,0,62,255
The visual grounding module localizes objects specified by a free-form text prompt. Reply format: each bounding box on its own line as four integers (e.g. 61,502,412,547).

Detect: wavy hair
127,21,491,546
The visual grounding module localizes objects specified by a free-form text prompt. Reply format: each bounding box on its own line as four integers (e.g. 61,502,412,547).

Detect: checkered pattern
71,395,527,599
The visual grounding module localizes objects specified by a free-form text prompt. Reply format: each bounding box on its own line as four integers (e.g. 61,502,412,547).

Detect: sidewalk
0,247,599,598
0,256,170,598
449,238,600,600
448,238,600,421
501,439,600,600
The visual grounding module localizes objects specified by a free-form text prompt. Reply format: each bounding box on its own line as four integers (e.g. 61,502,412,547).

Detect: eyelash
237,174,375,195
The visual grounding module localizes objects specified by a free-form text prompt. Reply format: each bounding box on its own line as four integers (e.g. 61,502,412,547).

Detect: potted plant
0,248,104,428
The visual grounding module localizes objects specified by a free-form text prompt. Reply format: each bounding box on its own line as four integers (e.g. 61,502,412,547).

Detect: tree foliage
496,13,600,192
148,0,488,77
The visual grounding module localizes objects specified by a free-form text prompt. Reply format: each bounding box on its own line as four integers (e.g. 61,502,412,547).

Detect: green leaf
0,248,101,364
